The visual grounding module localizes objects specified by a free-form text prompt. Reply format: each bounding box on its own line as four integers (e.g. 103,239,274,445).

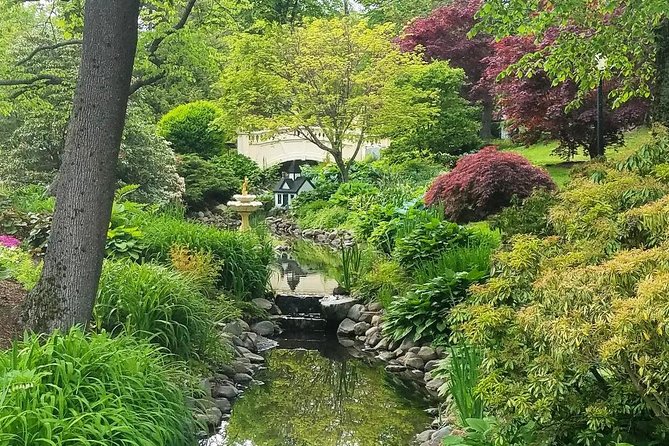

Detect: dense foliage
177,153,241,210
425,146,556,223
157,101,228,159
449,131,669,444
0,329,196,445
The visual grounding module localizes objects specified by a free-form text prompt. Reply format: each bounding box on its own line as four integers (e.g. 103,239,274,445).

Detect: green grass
501,127,652,187
0,328,197,445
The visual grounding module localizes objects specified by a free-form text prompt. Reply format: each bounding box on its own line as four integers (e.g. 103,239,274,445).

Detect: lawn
500,127,652,187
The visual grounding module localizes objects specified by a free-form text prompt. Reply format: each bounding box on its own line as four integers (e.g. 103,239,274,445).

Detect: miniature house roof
273,176,313,194
287,160,302,174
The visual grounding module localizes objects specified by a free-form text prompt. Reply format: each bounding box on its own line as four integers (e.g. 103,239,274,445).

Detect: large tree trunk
23,0,140,333
480,100,494,140
654,20,669,127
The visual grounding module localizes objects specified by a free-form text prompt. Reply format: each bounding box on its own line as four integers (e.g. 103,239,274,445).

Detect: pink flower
0,235,21,249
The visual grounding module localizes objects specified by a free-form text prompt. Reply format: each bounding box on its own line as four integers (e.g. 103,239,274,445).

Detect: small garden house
273,161,315,208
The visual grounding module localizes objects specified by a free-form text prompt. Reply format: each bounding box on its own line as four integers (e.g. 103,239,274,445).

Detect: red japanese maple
425,146,556,223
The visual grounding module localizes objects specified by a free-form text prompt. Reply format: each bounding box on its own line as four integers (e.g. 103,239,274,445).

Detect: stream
206,334,432,446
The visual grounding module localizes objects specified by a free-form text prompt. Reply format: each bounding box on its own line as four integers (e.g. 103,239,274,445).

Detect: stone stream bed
197,296,453,446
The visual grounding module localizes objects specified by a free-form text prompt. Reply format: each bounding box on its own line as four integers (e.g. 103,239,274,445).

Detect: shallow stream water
207,334,432,446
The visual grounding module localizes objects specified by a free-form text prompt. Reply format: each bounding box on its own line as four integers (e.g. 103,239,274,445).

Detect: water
211,335,432,446
271,251,339,295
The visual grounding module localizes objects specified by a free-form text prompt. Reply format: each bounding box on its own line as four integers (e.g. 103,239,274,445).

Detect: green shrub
215,150,261,184
413,245,495,285
489,190,557,238
298,205,350,230
157,100,227,158
433,345,484,425
384,269,485,344
177,153,241,210
0,329,196,445
96,260,228,364
117,105,184,204
0,246,41,289
139,215,272,299
394,219,476,270
354,259,408,307
330,181,379,207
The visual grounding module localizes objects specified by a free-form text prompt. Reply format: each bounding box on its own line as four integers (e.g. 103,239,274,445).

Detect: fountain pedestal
227,179,263,231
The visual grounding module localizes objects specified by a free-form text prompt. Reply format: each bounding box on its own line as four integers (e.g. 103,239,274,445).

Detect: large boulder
251,321,275,337
321,296,359,324
346,304,366,322
337,318,357,337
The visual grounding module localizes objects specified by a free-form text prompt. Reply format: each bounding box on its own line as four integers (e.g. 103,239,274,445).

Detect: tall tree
399,0,495,138
23,0,140,332
220,18,439,181
474,0,666,118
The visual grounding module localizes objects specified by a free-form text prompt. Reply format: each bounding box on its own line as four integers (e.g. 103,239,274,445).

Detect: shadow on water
217,333,432,446
271,250,340,295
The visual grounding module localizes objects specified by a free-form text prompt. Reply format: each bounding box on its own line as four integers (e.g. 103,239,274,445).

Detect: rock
365,326,380,337
236,346,252,355
432,426,452,441
416,430,436,443
367,302,383,312
321,296,359,323
222,320,244,337
231,361,253,375
377,350,396,362
425,378,446,393
251,321,275,337
233,373,253,384
398,338,415,352
347,304,366,322
269,304,282,315
409,346,421,354
371,315,382,326
417,346,438,362
353,321,371,336
337,318,357,336
424,371,434,382
404,356,425,370
214,397,232,414
252,298,273,311
385,364,406,373
212,384,239,399
408,369,424,380
244,352,265,363
374,337,390,351
338,338,355,347
199,378,212,395
366,330,381,347
205,407,223,429
356,335,367,342
238,320,250,331
424,360,441,372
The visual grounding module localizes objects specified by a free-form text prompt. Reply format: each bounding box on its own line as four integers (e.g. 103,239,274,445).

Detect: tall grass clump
96,260,228,364
445,345,484,424
0,329,196,445
138,215,273,299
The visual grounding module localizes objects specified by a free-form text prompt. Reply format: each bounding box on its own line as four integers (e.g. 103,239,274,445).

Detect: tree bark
23,0,140,333
480,100,494,140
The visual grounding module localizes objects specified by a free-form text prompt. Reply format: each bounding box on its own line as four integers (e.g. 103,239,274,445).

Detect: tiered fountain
227,177,263,231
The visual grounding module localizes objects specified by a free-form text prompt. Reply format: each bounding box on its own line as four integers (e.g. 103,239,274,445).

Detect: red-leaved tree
425,146,556,223
483,36,649,160
399,0,495,138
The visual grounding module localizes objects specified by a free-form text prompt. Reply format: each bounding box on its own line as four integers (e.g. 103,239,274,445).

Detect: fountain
227,177,263,231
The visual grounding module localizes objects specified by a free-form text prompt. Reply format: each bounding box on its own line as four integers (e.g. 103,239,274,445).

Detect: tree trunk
23,0,140,333
654,19,669,127
333,152,350,182
480,100,494,140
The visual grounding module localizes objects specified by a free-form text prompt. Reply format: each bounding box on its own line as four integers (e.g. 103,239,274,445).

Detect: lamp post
595,54,608,158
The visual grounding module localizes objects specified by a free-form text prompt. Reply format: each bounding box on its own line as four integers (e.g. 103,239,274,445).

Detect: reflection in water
222,337,431,446
271,252,339,294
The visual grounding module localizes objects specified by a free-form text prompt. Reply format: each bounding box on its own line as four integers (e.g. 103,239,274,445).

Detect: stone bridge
237,130,390,168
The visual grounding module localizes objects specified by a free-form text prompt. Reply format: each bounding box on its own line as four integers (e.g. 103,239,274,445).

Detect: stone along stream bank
199,292,453,446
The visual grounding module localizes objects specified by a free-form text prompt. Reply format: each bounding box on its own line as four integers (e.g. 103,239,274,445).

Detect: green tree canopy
219,17,442,181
